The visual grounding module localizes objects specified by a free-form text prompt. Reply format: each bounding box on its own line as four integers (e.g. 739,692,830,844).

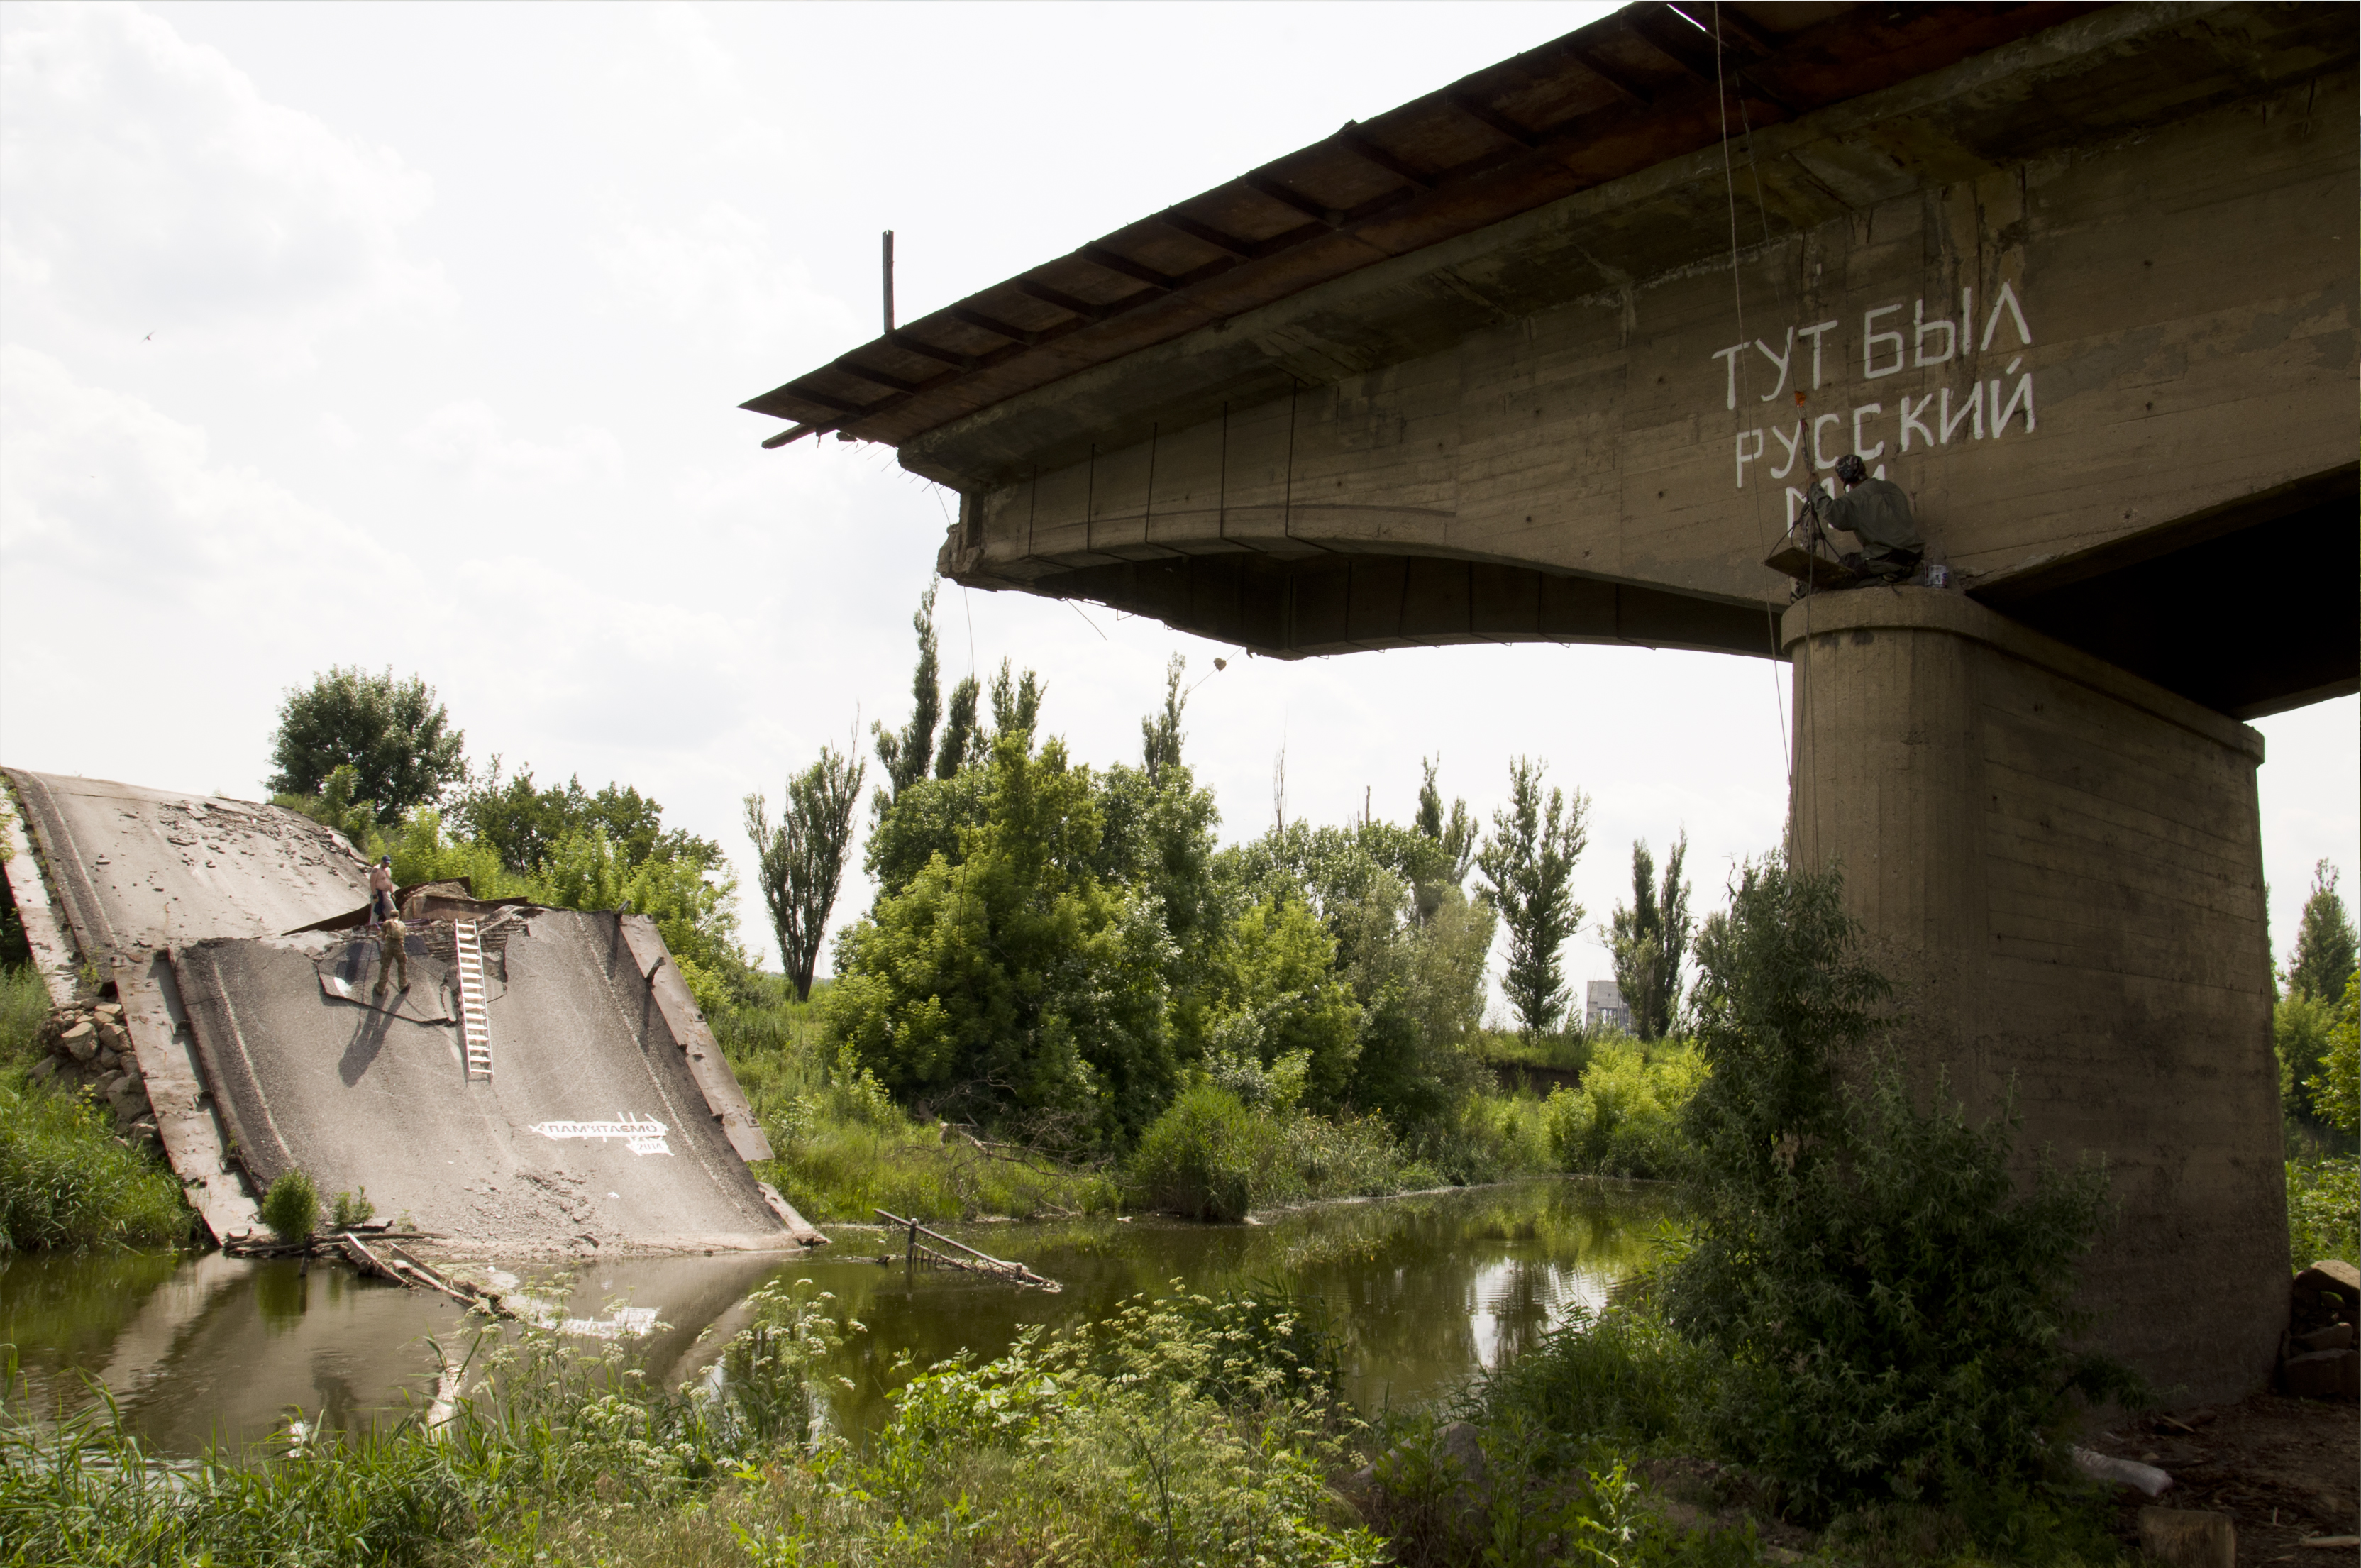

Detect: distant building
1586,980,1631,1036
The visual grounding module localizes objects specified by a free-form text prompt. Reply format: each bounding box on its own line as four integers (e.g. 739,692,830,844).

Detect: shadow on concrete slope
175,912,792,1256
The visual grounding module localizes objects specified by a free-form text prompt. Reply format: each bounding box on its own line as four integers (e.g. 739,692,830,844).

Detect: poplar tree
870,582,941,812
2289,860,2357,1002
1608,832,1692,1039
1141,654,1187,784
1411,756,1476,922
745,746,866,1001
934,675,980,780
1476,757,1588,1040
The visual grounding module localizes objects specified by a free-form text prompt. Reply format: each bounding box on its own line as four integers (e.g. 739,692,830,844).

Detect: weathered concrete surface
116,949,260,1242
5,769,371,964
616,914,773,1163
897,6,2352,717
172,912,792,1255
1,785,79,1005
1781,587,2282,1406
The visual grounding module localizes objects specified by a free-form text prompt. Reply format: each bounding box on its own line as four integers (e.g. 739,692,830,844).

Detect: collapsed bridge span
4,767,818,1256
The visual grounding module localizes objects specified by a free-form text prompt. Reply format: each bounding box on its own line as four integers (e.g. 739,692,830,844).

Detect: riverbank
0,966,189,1253
715,983,1561,1224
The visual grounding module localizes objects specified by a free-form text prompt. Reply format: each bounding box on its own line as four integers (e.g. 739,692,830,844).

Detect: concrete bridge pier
1782,588,2285,1405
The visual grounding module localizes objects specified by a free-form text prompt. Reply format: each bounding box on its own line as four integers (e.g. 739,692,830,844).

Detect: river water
1,1178,1674,1454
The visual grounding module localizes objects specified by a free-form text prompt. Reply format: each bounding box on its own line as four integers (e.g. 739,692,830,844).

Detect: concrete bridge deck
4,768,812,1256
739,1,2354,1403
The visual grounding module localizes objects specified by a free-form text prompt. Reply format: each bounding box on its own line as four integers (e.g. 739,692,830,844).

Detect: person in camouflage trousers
373,916,409,1002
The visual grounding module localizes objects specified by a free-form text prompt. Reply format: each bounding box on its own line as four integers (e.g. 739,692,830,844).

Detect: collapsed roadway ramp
4,767,817,1256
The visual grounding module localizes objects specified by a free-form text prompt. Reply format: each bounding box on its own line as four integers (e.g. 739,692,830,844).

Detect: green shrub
1542,1037,1705,1178
260,1169,321,1242
1130,1083,1289,1220
329,1187,374,1230
1668,855,2133,1522
1461,1304,1707,1463
0,1069,191,1252
2288,1154,2360,1271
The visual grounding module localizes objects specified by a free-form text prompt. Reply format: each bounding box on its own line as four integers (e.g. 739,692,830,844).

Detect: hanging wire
1713,2,1798,814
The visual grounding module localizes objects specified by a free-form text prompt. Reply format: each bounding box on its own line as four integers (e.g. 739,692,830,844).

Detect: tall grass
717,982,1118,1221
0,967,190,1252
0,1076,192,1253
0,964,50,1067
1,1280,1383,1568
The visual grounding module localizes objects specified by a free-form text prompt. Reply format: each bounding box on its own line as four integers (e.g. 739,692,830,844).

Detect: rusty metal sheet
6,768,370,966
741,2,2105,449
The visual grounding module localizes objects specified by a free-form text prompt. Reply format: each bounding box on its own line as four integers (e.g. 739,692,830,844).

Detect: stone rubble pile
28,998,159,1149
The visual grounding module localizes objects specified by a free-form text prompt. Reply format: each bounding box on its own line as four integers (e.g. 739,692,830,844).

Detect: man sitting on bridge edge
1803,453,1923,584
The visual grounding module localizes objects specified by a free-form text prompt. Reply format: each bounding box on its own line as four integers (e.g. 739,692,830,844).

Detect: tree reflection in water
802,1178,1678,1436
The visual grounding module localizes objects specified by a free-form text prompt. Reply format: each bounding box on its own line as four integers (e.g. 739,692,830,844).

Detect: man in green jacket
1806,453,1923,583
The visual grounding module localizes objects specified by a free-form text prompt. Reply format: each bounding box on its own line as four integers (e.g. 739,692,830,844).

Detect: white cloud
0,3,443,359
400,401,623,491
0,343,415,615
597,201,853,357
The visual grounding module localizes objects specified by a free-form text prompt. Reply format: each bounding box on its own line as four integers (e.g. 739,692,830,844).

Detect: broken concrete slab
6,769,370,966
115,949,260,1242
172,910,792,1255
1,782,80,1004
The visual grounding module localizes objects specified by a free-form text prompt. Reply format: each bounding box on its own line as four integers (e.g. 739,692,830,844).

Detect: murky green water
1,1178,1674,1454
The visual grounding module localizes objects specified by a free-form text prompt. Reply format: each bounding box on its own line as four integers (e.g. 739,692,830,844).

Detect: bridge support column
1782,587,2285,1406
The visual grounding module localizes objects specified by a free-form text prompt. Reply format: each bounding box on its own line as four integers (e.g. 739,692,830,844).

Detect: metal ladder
454,920,492,1081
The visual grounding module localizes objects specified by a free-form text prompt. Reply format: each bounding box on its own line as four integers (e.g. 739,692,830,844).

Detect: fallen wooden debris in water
874,1208,1061,1291
224,1230,444,1259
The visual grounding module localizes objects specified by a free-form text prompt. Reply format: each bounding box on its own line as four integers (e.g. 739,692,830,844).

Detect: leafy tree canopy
824,733,1175,1150
455,762,721,877
2289,859,2357,1003
267,667,465,824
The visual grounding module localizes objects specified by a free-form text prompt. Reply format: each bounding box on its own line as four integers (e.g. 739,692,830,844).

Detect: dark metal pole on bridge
882,230,895,335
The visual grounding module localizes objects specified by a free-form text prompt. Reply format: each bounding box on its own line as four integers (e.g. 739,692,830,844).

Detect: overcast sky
3,2,2352,1010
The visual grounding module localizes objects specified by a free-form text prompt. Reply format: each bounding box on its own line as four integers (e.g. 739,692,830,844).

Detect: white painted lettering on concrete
1991,360,2037,435
1852,403,1884,462
1980,281,2033,350
1813,412,1845,470
1940,382,1984,444
1735,427,1765,487
532,1113,674,1156
1901,392,1937,452
1799,319,1841,388
1754,328,1796,402
1713,343,1746,409
1705,288,2035,487
1864,304,1906,379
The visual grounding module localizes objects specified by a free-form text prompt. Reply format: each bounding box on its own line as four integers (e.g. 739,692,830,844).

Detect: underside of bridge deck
744,2,2358,1401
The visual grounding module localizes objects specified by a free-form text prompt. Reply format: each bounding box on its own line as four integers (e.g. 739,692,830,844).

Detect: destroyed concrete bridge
743,3,2357,1404
4,767,819,1257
